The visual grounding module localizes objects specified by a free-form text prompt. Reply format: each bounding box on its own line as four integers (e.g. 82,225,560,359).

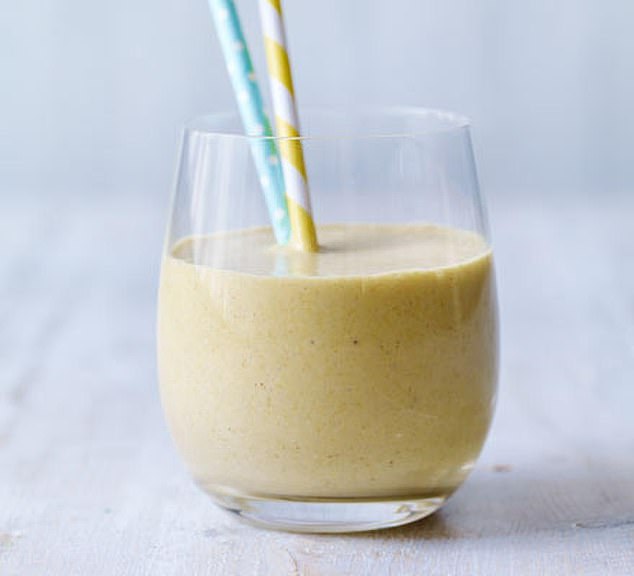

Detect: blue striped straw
208,0,291,245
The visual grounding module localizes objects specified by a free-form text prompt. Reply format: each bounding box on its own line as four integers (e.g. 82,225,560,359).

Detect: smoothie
158,224,497,500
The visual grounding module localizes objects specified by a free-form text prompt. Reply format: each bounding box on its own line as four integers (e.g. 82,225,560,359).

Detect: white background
2,0,633,201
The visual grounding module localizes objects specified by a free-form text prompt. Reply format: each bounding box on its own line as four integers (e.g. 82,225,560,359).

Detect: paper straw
209,0,291,245
258,0,319,252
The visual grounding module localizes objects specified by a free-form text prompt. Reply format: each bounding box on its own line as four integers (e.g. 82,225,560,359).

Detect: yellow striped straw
258,0,318,252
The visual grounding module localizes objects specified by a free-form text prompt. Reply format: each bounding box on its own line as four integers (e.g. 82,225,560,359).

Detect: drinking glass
157,108,498,533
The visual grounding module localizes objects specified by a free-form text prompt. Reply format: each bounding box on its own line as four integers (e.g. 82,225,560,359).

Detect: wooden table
1,190,633,575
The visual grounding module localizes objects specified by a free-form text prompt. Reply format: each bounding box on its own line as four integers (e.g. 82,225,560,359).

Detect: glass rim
184,106,471,143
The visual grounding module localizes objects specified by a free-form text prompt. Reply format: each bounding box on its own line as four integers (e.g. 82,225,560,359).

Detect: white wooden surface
1,190,633,575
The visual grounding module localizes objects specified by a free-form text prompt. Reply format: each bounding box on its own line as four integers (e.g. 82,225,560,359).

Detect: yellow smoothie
158,224,497,500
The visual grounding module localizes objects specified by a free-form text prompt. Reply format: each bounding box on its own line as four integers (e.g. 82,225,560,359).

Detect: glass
157,108,499,533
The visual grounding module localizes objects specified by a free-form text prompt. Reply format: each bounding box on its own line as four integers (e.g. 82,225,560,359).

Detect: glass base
209,491,448,533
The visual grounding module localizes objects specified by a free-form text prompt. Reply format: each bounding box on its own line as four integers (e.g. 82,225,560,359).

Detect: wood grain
1,191,633,575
